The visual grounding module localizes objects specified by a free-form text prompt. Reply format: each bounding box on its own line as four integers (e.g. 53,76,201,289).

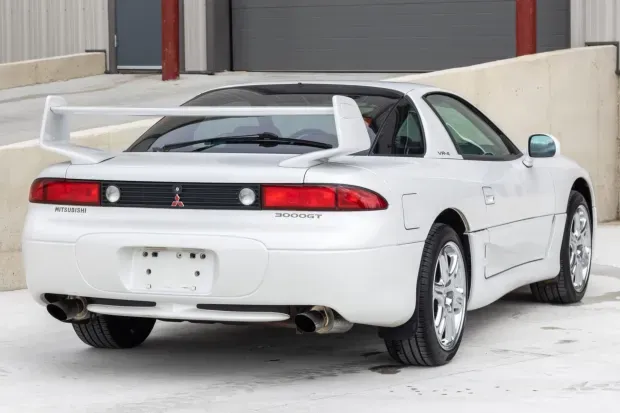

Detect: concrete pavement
1,223,619,412
0,72,397,146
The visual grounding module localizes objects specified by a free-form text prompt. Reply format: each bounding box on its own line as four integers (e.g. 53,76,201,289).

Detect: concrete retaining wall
0,45,619,291
0,52,106,90
389,45,620,223
0,120,156,291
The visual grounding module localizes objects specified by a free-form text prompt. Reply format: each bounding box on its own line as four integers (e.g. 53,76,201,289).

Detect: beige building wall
0,52,106,90
390,45,619,223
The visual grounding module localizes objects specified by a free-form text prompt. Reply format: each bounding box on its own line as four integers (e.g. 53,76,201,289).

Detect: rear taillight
29,179,101,206
261,185,388,211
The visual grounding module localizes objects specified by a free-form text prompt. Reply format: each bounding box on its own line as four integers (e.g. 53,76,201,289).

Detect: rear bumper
23,239,423,327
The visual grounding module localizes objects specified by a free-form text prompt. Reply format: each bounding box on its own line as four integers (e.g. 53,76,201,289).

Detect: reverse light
238,187,257,206
261,185,388,211
29,179,101,206
105,185,121,203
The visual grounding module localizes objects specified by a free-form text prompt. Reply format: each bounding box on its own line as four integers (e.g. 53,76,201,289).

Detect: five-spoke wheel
568,204,592,293
531,190,593,304
432,241,467,351
385,223,469,366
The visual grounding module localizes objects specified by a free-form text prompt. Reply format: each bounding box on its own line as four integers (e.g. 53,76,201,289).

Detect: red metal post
516,0,537,56
162,0,180,81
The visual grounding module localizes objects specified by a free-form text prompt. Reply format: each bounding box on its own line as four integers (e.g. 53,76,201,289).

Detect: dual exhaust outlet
46,298,353,335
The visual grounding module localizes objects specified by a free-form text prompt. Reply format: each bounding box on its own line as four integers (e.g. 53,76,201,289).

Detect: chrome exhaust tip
294,310,325,333
47,297,89,322
294,306,353,334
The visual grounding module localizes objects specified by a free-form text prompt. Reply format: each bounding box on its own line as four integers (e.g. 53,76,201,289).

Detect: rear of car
23,83,424,331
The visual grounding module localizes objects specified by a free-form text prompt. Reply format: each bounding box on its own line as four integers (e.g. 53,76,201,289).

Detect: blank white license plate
129,247,214,294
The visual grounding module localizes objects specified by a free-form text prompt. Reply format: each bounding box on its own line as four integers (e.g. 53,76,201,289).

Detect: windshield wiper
152,133,332,152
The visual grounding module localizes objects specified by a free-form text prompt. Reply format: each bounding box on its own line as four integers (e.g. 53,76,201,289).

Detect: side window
371,101,425,157
425,93,515,159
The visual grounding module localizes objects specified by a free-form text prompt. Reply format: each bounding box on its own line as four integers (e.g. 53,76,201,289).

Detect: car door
424,93,556,278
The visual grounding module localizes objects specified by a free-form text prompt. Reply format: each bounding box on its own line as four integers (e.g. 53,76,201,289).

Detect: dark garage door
116,0,162,69
231,0,569,72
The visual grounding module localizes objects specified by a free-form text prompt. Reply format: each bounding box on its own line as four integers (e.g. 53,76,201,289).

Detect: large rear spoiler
39,95,371,168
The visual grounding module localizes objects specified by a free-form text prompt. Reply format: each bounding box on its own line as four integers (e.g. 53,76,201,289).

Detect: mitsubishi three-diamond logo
171,194,184,207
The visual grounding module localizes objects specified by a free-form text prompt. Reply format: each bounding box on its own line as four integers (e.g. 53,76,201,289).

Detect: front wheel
72,313,156,349
531,190,593,304
385,223,468,366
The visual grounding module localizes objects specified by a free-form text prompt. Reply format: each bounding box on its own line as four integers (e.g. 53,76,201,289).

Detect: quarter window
425,94,514,159
371,101,425,157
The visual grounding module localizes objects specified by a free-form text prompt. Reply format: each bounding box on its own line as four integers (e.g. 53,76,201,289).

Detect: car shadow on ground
56,288,548,382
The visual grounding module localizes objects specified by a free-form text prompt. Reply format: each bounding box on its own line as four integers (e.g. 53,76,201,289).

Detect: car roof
205,80,442,96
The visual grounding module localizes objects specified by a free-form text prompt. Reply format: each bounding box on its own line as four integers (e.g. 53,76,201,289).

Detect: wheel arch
433,208,472,293
378,207,472,342
434,208,470,234
571,177,593,218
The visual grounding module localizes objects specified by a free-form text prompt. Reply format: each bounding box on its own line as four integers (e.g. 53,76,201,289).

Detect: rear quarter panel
305,157,491,245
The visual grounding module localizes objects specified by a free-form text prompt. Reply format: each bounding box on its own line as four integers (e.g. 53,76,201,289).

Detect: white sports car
23,81,595,366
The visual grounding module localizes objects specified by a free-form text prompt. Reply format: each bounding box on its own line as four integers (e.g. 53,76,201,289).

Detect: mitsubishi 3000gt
23,81,595,366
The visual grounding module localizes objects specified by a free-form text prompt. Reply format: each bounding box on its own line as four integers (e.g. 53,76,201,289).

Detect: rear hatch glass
127,83,403,155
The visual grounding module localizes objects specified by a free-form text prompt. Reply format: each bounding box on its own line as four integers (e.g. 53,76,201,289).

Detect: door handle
482,187,495,205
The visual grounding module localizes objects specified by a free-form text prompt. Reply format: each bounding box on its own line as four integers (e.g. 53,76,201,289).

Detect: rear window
127,84,403,154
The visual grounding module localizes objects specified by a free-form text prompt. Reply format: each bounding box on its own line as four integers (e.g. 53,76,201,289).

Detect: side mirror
523,134,560,167
529,134,560,158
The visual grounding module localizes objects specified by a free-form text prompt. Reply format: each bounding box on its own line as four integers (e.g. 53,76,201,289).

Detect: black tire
385,223,469,367
530,190,592,304
72,313,156,349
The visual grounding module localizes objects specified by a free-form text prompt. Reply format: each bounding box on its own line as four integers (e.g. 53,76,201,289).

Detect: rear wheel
531,190,593,304
385,223,468,366
72,313,156,349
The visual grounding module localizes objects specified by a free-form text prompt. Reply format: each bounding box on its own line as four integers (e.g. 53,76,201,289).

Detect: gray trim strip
118,65,162,69
108,0,117,73
206,0,230,74
470,213,558,233
181,70,213,75
205,0,213,74
179,0,185,73
485,258,544,280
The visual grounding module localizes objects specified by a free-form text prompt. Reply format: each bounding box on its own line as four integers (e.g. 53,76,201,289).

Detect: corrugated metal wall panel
570,0,586,46
571,0,620,68
183,0,207,71
571,0,620,44
0,0,108,65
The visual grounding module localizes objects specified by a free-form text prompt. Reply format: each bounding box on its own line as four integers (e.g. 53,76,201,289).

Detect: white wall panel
572,0,620,45
0,0,108,65
183,0,207,72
